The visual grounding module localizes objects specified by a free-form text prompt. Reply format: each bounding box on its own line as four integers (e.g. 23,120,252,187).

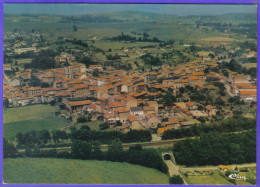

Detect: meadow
3,104,70,140
5,12,253,46
3,158,169,184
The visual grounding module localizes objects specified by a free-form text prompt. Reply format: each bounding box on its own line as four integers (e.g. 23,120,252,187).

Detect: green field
3,158,169,184
5,12,254,45
186,170,233,185
3,105,70,140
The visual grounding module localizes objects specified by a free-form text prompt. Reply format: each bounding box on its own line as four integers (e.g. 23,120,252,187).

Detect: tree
80,125,90,130
3,98,9,108
162,92,176,106
116,120,122,126
3,139,17,158
107,139,124,161
169,175,184,184
73,25,78,31
99,122,109,130
29,75,41,87
77,116,87,123
91,141,104,160
39,130,51,145
143,32,149,38
71,140,92,159
92,69,99,77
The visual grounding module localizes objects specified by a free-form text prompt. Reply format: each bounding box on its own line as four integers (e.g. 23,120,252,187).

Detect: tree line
173,130,256,166
15,127,152,149
110,32,162,43
4,138,168,174
162,116,256,140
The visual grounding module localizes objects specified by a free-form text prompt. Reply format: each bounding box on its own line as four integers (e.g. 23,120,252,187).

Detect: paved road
221,79,235,97
165,160,180,175
164,160,188,184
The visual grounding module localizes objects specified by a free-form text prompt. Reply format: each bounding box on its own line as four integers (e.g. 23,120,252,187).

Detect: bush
99,122,109,130
3,139,17,158
77,116,87,123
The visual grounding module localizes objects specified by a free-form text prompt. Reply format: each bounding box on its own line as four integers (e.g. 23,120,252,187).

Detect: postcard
2,2,257,185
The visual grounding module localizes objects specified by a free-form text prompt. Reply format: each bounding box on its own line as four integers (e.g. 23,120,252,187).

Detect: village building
130,107,144,116
205,105,217,116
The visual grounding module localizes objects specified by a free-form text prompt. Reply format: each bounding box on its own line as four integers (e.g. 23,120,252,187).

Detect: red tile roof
240,90,257,95
69,100,91,107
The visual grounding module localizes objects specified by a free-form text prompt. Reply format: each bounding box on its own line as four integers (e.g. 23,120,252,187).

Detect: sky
4,4,257,16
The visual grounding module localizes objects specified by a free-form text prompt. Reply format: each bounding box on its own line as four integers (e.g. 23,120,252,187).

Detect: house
185,102,198,111
128,115,142,130
125,97,138,109
87,103,97,112
162,118,180,129
239,90,257,102
67,100,92,113
104,114,117,125
15,97,34,106
147,101,159,113
179,121,195,128
145,113,160,128
130,107,144,116
4,64,12,71
42,74,55,85
205,105,217,116
28,87,42,97
117,107,130,123
65,63,86,78
143,106,155,114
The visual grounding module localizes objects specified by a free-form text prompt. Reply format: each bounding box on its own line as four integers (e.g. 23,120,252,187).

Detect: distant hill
4,4,257,16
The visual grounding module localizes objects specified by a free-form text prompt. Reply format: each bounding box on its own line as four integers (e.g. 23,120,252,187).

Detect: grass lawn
3,104,70,140
187,170,233,185
3,158,169,184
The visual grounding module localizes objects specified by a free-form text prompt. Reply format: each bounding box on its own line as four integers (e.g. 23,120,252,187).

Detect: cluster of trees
110,32,161,43
61,15,119,23
239,41,257,51
140,54,162,66
66,39,88,48
106,54,121,60
24,49,58,70
77,114,92,123
71,140,168,173
173,130,256,166
3,139,17,158
162,116,256,140
16,130,52,148
177,86,213,105
70,128,152,143
220,59,256,79
213,82,226,96
15,128,152,149
160,91,176,106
